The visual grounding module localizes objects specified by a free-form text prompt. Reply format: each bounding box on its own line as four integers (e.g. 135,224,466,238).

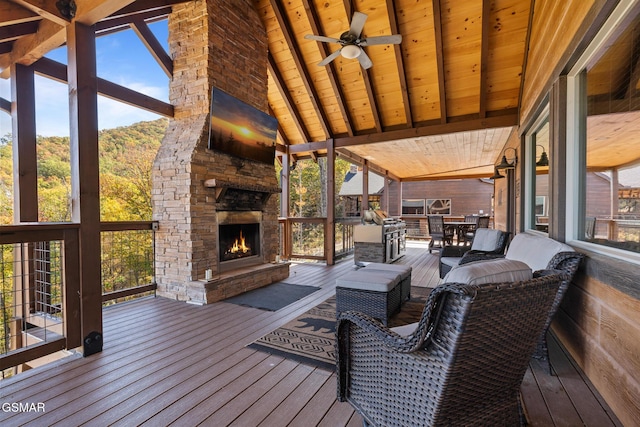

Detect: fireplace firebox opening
219,223,260,262
217,211,263,272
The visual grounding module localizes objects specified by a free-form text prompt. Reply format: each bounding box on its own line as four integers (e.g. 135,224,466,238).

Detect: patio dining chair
461,215,490,244
337,263,563,427
427,215,454,253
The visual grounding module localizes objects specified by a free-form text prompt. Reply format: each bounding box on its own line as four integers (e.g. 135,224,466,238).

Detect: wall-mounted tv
208,88,278,165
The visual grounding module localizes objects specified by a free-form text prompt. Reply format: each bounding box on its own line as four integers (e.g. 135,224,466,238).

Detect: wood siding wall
554,261,640,426
384,179,495,217
520,0,595,121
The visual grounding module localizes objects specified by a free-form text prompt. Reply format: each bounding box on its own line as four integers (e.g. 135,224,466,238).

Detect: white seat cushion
470,228,504,252
440,257,462,268
442,258,532,285
362,262,412,279
506,232,574,271
336,270,399,292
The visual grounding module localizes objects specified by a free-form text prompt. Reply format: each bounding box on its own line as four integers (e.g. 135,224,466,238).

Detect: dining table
443,221,477,243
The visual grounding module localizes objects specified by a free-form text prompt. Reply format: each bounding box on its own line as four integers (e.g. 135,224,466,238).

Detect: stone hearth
151,0,289,304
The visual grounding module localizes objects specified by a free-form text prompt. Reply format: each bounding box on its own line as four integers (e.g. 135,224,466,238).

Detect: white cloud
1,75,168,137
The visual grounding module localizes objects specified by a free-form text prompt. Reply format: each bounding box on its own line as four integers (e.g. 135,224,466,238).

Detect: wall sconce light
490,166,505,180
536,145,549,167
496,147,517,170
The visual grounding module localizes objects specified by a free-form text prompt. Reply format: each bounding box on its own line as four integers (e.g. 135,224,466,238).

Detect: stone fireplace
151,0,289,304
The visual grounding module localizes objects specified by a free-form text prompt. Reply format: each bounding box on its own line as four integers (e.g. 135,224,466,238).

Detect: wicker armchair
449,237,585,374
532,251,585,374
337,272,563,427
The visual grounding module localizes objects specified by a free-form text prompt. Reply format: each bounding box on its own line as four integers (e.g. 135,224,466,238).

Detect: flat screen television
208,88,278,164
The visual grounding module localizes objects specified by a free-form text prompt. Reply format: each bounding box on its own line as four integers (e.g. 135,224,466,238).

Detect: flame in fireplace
229,229,251,254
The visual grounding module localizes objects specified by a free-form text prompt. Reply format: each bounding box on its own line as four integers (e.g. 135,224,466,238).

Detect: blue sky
0,21,169,138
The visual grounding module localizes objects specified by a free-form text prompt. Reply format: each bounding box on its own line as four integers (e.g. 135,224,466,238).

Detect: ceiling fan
304,11,402,70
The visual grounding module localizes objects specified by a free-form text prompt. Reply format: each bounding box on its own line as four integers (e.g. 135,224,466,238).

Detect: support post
326,139,335,265
362,161,369,215
10,64,38,223
67,21,103,356
10,63,38,338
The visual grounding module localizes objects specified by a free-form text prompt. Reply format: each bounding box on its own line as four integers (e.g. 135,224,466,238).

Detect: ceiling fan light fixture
341,44,361,59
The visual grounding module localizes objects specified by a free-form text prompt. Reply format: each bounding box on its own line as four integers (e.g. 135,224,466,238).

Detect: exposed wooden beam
335,113,518,147
130,18,172,77
0,0,137,77
361,67,382,133
108,0,186,18
32,57,173,117
335,147,400,181
0,0,40,25
270,0,332,139
95,7,171,35
0,18,65,77
386,0,412,127
433,0,447,123
97,78,173,118
9,0,71,26
479,0,491,119
0,21,40,43
303,0,355,136
0,42,13,54
73,0,137,26
0,96,10,113
286,140,329,154
267,53,311,143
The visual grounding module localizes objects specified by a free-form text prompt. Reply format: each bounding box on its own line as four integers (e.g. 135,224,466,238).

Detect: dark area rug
248,289,430,371
224,282,320,311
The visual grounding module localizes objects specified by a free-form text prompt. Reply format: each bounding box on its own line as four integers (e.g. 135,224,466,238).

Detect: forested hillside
0,117,356,225
0,118,168,224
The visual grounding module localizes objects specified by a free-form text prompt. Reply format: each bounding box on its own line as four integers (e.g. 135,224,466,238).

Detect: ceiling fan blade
318,48,342,66
349,11,368,37
304,34,341,44
357,50,373,69
360,34,402,46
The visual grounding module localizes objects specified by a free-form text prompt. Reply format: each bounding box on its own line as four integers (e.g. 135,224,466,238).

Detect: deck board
0,242,621,426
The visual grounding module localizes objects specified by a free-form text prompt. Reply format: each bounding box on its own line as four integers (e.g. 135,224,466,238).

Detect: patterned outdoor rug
248,289,430,371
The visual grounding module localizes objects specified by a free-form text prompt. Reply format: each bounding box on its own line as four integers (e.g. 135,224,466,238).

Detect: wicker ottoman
336,270,402,325
361,262,412,301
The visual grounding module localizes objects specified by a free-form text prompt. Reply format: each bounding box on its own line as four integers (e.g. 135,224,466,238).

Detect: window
525,112,550,233
426,199,451,215
402,199,425,215
567,1,640,257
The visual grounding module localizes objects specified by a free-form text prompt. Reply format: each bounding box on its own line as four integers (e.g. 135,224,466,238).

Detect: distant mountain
0,118,169,224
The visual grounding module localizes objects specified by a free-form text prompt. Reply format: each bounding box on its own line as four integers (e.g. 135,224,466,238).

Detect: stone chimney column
152,0,280,301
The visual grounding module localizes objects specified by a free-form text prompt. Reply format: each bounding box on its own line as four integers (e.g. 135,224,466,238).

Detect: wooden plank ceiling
0,0,570,181
258,0,531,180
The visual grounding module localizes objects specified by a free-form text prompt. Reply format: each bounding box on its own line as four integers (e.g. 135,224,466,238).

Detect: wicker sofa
337,260,564,426
443,232,585,374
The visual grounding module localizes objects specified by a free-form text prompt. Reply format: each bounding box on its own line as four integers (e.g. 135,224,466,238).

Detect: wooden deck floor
0,242,621,426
